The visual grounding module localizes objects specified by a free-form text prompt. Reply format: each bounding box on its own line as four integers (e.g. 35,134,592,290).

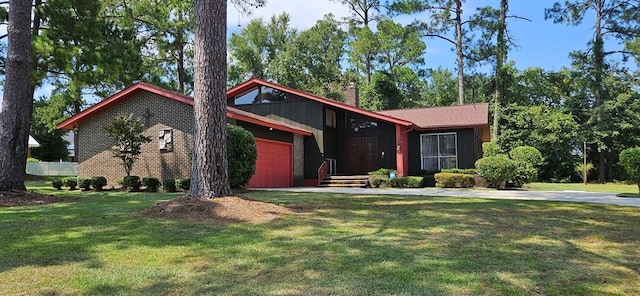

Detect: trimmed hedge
482,142,504,157
78,177,92,191
176,178,191,190
52,178,63,190
440,168,477,175
62,177,78,190
92,176,107,191
142,177,161,192
368,168,396,176
163,178,177,192
371,176,424,188
434,173,475,188
475,155,517,189
123,176,141,191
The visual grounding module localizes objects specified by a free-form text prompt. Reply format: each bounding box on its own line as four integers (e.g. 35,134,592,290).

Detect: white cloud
228,0,351,30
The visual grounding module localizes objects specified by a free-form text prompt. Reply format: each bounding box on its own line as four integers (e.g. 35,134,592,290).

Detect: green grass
1,183,639,295
530,182,639,195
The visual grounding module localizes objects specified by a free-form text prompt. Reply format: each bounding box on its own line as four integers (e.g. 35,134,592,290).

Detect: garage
246,138,293,188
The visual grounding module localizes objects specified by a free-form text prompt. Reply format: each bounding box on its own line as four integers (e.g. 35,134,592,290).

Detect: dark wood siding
408,128,479,175
233,120,293,143
334,111,396,174
230,93,324,178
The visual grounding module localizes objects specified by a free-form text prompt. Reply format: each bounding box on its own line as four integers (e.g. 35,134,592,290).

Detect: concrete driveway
258,187,640,207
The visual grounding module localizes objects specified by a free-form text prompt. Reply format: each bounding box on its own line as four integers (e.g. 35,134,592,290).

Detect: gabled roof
227,78,413,127
377,103,489,130
56,82,312,136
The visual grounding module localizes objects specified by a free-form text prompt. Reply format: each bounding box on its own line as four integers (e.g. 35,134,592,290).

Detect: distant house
57,78,489,188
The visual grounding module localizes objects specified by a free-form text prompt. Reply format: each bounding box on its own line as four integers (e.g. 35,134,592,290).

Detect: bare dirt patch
141,195,295,223
0,190,74,207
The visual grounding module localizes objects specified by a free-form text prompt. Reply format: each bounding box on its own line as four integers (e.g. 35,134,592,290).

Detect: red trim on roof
55,82,312,136
227,78,413,127
56,82,193,130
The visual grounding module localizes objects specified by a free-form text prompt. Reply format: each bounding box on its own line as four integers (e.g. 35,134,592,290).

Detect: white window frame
420,132,458,171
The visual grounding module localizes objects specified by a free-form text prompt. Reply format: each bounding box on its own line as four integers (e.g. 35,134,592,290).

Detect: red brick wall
77,91,194,186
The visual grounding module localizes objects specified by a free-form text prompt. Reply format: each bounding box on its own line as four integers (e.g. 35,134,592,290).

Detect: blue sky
0,1,627,109
233,0,605,72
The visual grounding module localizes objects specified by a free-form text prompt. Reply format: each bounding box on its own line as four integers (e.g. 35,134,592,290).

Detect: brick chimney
344,82,359,107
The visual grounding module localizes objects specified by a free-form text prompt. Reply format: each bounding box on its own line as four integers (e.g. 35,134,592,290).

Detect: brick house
57,78,489,188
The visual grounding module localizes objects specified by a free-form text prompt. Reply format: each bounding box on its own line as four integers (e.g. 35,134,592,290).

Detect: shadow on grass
1,189,639,295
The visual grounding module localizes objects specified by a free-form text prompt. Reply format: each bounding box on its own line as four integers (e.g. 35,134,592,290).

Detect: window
158,129,173,152
420,133,457,171
234,86,286,105
325,109,336,127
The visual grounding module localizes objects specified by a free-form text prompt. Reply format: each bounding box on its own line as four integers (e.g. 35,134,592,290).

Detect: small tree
619,147,640,195
104,114,152,176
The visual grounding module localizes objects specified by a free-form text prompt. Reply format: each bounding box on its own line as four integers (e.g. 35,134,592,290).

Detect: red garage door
247,138,293,188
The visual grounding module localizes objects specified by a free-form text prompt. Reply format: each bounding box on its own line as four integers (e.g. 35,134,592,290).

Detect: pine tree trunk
0,0,34,191
455,0,464,105
188,0,232,199
492,0,507,142
593,3,607,182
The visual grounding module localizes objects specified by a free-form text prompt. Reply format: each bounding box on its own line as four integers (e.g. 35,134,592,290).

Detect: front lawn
530,182,639,195
0,184,638,295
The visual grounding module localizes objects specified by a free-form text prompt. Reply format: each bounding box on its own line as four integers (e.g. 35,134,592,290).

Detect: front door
346,137,378,174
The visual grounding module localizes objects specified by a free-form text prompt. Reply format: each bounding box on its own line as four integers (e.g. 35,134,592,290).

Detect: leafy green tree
546,0,640,181
360,72,404,111
499,104,580,181
228,13,297,86
619,147,640,194
103,115,152,177
289,14,347,100
420,68,457,106
334,0,384,83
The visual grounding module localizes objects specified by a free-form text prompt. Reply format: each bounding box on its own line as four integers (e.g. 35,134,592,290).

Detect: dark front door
346,137,378,174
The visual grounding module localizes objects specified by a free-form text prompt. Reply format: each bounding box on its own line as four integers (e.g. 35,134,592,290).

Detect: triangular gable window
234,86,287,105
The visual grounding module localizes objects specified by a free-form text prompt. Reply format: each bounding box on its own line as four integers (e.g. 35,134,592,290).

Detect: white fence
26,162,77,176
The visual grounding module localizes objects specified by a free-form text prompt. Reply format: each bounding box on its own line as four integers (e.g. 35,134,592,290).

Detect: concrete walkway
259,187,640,207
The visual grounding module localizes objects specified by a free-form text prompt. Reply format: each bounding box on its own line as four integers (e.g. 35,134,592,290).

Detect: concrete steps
319,175,369,188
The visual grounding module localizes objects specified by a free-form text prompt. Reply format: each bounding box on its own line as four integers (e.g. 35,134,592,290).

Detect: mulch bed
0,190,74,207
140,195,295,223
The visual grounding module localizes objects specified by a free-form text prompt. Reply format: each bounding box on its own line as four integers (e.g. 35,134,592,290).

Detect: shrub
475,155,517,189
368,168,395,176
574,162,594,184
369,175,389,188
509,146,543,166
176,178,191,190
388,177,406,188
441,168,477,175
509,146,543,187
434,173,475,188
62,177,78,190
78,177,92,191
142,177,161,192
163,178,177,192
227,124,258,188
27,157,40,162
403,176,424,188
122,175,141,191
92,176,107,191
482,142,504,157
619,147,640,194
52,178,63,190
